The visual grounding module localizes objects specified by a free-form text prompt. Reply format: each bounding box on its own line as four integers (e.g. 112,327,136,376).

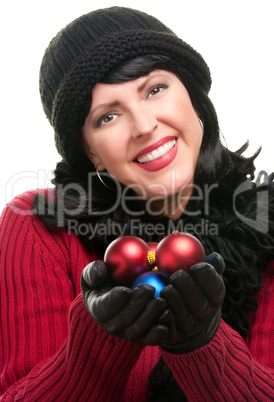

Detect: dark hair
102,55,260,186
34,55,260,227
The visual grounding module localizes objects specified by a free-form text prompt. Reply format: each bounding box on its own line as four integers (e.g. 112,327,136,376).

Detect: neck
146,185,193,221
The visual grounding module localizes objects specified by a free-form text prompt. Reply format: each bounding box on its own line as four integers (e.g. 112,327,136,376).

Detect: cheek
97,144,128,179
85,133,117,165
162,96,196,127
184,131,203,168
99,147,120,168
189,128,203,149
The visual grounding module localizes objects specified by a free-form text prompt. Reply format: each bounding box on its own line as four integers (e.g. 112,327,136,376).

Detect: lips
136,139,176,164
133,136,178,172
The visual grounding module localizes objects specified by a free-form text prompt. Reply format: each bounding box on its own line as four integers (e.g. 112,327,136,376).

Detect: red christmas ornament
147,242,158,253
104,236,150,285
155,232,205,276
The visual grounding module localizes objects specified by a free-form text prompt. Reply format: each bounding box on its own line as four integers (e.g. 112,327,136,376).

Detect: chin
148,171,194,197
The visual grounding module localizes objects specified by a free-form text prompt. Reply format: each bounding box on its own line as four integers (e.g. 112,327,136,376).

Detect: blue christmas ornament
131,271,169,297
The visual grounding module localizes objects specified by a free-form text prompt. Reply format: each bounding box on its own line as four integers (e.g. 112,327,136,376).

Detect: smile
134,137,178,172
137,139,176,164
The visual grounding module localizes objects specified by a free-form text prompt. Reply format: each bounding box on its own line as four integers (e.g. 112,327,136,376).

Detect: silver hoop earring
198,118,204,132
96,165,111,189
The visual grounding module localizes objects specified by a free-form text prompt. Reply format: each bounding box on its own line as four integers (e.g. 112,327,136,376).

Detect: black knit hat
39,6,211,165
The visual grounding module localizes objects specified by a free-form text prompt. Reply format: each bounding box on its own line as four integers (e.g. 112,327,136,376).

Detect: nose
130,104,158,138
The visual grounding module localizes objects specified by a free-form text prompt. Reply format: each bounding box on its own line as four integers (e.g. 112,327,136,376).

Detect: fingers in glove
158,308,183,345
81,261,108,291
160,282,198,330
101,284,156,332
168,270,215,320
205,252,225,275
87,286,132,322
121,296,167,343
189,263,225,305
158,308,174,326
137,325,169,346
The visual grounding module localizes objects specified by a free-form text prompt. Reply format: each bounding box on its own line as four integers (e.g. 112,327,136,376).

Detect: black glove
159,252,225,353
81,260,169,346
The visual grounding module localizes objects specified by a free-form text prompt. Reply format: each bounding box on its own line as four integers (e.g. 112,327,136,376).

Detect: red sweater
0,190,274,401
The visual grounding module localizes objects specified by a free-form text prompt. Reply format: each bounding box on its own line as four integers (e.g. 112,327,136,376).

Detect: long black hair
34,54,260,228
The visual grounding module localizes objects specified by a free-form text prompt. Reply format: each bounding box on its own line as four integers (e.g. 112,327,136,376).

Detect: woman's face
82,69,203,203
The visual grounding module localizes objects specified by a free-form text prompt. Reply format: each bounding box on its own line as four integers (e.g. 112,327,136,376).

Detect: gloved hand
159,252,225,353
81,260,169,346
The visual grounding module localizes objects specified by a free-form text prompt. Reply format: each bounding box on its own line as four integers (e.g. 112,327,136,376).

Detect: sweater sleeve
0,195,145,401
161,263,274,401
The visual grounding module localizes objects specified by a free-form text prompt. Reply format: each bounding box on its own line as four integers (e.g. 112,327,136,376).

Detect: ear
82,140,106,171
198,117,204,133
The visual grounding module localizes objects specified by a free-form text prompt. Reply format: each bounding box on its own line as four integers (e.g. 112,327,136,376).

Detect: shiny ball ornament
104,236,150,285
155,232,205,276
131,271,169,297
147,242,158,253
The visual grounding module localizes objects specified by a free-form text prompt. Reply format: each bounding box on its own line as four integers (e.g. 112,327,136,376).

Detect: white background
1,0,273,213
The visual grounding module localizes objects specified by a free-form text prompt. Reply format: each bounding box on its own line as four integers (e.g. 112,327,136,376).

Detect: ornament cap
147,251,156,266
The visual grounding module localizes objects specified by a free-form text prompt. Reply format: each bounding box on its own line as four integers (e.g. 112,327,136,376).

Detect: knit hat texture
39,6,211,164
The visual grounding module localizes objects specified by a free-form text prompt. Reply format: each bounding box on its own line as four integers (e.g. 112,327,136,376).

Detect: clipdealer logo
5,168,271,236
233,170,270,233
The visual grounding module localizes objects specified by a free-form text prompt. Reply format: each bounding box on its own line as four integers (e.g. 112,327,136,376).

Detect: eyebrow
137,75,153,93
89,73,162,117
89,101,120,118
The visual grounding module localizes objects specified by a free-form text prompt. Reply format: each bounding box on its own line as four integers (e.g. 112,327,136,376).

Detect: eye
96,112,118,127
147,84,168,98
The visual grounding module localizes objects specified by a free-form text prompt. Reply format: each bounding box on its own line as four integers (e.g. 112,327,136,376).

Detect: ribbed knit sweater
0,190,274,401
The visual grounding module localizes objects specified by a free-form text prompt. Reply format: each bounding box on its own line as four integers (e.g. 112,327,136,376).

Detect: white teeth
137,139,176,164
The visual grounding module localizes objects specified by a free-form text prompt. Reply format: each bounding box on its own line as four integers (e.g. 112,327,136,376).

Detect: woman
1,6,274,401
